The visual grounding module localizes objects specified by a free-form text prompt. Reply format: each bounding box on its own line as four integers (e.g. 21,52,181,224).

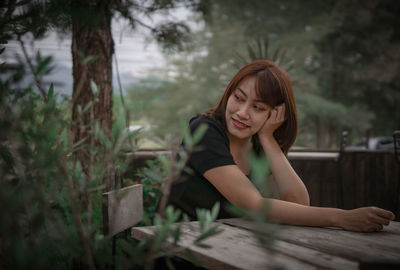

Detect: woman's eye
253,105,266,111
234,94,243,102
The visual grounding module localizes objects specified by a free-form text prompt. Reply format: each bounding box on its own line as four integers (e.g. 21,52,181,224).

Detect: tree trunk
71,0,114,239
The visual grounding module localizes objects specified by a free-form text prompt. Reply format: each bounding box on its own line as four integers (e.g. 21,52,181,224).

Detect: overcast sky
1,7,198,97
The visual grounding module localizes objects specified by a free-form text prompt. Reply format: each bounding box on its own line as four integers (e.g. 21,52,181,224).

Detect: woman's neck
228,134,252,154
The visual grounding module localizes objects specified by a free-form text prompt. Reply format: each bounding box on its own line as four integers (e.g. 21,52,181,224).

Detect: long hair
205,59,298,155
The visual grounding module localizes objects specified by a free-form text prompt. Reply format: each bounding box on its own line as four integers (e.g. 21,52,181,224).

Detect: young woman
164,59,395,233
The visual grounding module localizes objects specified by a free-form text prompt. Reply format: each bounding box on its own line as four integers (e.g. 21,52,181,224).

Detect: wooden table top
132,218,400,270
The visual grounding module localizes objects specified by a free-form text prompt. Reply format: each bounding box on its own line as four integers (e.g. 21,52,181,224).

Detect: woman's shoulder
189,114,225,133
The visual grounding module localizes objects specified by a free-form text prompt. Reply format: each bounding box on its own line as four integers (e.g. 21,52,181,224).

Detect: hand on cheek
258,104,286,139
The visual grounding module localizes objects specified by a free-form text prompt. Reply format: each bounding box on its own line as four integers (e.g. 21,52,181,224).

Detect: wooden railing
290,150,400,221
125,150,400,221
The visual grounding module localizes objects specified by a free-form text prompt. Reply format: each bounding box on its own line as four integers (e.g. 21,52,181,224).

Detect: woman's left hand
257,103,286,140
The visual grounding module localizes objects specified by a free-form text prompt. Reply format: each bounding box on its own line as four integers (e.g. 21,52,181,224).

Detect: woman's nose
237,105,250,119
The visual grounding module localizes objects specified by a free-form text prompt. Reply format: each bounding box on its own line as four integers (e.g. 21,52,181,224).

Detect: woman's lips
232,118,250,130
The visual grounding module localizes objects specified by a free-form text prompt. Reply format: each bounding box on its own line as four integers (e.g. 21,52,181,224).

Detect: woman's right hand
336,207,395,232
257,103,286,141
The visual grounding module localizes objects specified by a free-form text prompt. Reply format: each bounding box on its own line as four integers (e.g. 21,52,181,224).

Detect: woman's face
225,76,271,141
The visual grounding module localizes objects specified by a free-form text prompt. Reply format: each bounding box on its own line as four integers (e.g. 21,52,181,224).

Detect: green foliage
125,203,221,269
1,57,82,268
135,120,209,225
315,0,400,137
0,47,221,270
182,122,208,150
136,158,167,224
125,71,225,145
0,1,227,269
194,203,222,248
233,38,295,73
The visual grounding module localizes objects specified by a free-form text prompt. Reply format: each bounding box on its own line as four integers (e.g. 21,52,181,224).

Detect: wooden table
132,218,400,270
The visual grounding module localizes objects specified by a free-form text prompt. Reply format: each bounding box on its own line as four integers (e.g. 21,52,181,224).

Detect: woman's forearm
261,198,395,233
260,136,310,205
264,198,344,227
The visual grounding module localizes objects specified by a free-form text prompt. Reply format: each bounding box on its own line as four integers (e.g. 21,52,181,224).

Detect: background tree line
127,0,400,149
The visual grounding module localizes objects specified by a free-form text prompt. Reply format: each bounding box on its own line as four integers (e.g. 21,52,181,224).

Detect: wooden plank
272,239,357,270
133,226,243,270
223,218,400,237
385,221,400,235
103,184,143,236
222,219,400,265
133,222,318,270
212,222,357,270
220,219,358,270
288,152,339,160
178,223,317,270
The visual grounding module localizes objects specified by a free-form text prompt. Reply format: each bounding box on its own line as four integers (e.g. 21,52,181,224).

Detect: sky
1,6,197,97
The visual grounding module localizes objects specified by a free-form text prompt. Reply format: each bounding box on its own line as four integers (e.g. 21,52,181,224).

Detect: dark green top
164,115,240,219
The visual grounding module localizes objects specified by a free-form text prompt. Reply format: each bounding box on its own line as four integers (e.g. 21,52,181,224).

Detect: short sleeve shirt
165,115,237,219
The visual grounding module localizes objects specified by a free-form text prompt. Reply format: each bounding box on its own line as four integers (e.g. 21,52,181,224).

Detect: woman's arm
258,104,309,205
260,136,310,206
204,165,395,232
266,199,394,232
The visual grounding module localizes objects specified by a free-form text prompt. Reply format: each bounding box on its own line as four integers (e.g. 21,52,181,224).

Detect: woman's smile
232,118,250,130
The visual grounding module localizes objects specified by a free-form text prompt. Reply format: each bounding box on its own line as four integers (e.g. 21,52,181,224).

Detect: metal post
336,130,348,209
393,130,400,163
393,130,400,220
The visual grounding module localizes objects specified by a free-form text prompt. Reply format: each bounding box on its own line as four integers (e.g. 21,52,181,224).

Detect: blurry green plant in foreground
0,46,224,269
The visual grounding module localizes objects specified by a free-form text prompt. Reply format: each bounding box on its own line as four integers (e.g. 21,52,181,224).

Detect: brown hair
205,59,298,155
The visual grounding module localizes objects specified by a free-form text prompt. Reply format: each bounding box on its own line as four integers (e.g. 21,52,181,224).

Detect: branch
130,16,156,31
17,36,48,103
58,155,96,270
142,2,201,13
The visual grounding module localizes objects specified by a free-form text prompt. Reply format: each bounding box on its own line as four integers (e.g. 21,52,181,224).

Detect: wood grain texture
132,219,400,270
222,219,400,266
104,184,143,236
133,222,317,270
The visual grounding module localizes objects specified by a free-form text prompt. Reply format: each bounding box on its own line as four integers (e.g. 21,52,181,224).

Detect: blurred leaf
195,225,221,243
166,257,176,270
182,121,192,149
90,80,100,97
82,101,93,114
210,202,220,221
83,55,99,65
35,53,52,77
47,83,54,100
191,123,207,146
